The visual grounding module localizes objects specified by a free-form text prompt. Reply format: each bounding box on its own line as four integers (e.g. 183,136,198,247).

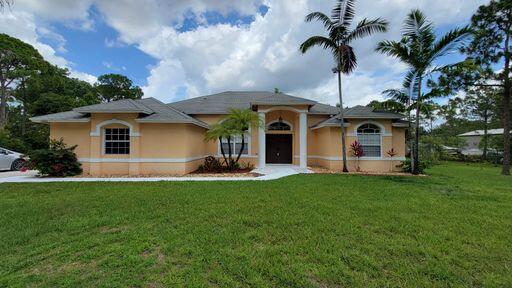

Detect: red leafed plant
387,148,397,172
350,141,364,171
387,148,397,158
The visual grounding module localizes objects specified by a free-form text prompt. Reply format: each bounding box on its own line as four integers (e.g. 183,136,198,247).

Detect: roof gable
169,91,333,115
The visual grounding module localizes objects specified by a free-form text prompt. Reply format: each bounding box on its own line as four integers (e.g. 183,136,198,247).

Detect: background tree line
0,33,143,153
368,0,511,175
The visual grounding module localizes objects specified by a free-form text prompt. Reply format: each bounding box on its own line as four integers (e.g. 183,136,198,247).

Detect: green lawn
1,162,511,287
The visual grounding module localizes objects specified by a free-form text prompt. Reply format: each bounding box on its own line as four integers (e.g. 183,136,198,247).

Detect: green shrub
29,139,82,177
196,156,223,173
398,158,429,174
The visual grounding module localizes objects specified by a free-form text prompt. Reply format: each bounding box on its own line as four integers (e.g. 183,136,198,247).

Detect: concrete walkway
0,165,313,183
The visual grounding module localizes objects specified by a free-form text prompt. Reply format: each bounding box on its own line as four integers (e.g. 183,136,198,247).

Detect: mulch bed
189,168,262,177
72,169,263,178
310,166,427,177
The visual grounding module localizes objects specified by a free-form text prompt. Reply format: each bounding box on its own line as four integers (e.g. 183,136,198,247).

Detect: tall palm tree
300,0,388,172
376,9,471,174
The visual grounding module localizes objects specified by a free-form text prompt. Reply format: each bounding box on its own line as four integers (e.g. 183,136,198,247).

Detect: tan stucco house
31,91,407,176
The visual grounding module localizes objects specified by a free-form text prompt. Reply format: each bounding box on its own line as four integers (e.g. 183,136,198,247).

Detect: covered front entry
265,134,293,164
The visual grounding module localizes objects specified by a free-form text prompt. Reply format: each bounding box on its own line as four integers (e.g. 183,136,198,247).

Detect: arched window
357,123,381,157
267,121,291,131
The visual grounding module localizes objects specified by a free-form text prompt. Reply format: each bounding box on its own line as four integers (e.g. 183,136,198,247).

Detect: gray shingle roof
169,91,334,115
343,105,404,119
31,97,209,128
311,106,405,129
30,111,90,123
135,98,209,128
31,92,404,130
74,99,154,114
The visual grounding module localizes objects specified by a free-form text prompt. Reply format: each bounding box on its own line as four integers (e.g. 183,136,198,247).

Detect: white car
0,147,26,171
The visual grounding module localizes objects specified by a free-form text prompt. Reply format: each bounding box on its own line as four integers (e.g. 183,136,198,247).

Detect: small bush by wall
29,139,82,177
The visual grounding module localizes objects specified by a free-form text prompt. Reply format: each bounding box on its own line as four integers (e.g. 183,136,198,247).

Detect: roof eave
135,119,210,129
310,123,350,130
30,117,91,124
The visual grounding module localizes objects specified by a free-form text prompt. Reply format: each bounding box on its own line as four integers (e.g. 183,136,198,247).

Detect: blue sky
40,5,269,88
0,0,488,106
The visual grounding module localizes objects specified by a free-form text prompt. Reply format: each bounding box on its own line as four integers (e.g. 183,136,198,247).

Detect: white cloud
0,10,96,84
132,0,486,105
1,0,489,106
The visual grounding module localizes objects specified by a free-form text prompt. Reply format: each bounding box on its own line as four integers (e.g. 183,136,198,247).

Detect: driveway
0,170,38,178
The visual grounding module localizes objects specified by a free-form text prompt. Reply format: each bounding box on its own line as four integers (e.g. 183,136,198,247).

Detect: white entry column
258,112,266,168
299,112,308,168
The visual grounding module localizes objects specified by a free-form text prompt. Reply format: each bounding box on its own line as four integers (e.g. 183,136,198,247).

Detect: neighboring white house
458,129,505,155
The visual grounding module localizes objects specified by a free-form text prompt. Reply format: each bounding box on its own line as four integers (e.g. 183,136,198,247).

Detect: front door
266,134,292,164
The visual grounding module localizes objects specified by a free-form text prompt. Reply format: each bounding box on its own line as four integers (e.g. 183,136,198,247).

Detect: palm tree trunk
502,30,511,175
413,75,422,175
337,70,349,172
227,136,233,170
0,83,7,128
235,135,245,163
408,78,415,174
219,137,228,165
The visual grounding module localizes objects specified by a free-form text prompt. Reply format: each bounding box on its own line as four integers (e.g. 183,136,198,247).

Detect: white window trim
217,132,251,156
266,119,293,131
347,120,392,136
91,119,140,137
102,127,131,156
356,123,382,158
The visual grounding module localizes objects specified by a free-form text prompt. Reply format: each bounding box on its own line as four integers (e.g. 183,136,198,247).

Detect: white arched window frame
266,119,293,131
356,123,382,157
91,119,139,155
216,119,251,156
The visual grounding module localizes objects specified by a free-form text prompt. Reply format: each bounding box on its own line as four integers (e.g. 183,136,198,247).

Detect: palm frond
375,40,412,63
403,9,433,39
345,18,389,44
299,36,338,55
430,25,472,60
382,88,410,104
305,11,334,30
332,0,355,28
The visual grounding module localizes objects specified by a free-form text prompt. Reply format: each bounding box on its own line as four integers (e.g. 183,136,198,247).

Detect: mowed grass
0,163,511,287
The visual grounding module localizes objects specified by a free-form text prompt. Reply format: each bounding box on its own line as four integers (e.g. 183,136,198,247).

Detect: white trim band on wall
78,155,209,163
300,155,406,161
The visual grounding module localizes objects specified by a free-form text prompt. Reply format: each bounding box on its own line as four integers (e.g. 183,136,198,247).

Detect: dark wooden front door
266,134,292,164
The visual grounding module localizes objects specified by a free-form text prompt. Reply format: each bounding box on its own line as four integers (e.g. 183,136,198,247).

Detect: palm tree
205,108,262,170
376,9,471,174
300,0,388,172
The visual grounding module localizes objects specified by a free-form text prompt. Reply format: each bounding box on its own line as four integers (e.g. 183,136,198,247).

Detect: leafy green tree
367,99,406,114
300,0,388,172
438,0,512,174
376,10,471,174
462,87,500,160
95,74,143,103
30,92,77,116
205,109,262,170
0,33,44,127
